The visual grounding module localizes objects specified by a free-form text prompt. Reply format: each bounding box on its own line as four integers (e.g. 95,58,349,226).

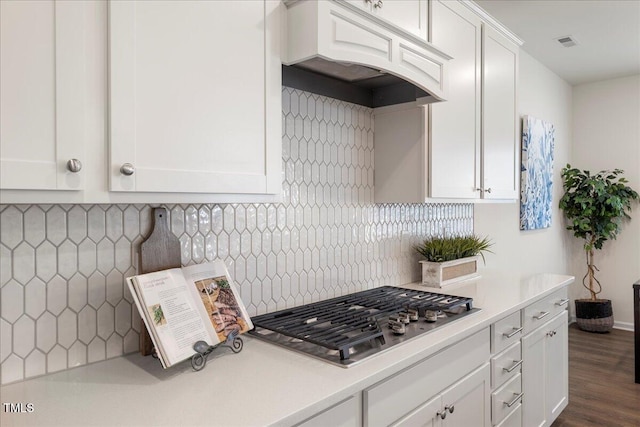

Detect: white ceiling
475,0,640,85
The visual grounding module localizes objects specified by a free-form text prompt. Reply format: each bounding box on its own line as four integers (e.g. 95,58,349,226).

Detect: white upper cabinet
1,0,281,203
482,25,519,200
429,0,482,199
430,0,520,201
109,0,281,195
344,0,428,41
373,0,521,203
0,0,86,191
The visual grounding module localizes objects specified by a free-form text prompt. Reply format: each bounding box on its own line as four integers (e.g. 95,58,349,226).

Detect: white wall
475,51,574,277
571,75,640,329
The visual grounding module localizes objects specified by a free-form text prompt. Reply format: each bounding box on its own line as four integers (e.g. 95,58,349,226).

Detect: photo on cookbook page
195,276,251,341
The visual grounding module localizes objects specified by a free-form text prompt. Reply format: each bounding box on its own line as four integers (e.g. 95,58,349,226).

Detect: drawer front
523,287,568,335
492,373,523,425
296,396,359,427
491,311,522,354
496,403,522,427
491,341,522,388
364,329,490,427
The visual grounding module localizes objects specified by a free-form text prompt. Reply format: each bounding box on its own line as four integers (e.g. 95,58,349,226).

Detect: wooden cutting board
138,207,181,355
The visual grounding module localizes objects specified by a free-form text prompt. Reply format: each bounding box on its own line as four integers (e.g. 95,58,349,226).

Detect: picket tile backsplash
0,88,473,384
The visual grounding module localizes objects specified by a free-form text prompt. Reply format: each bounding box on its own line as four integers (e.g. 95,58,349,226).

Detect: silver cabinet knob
445,404,455,414
66,159,82,173
374,0,383,8
485,188,492,193
474,187,482,192
120,163,135,176
437,410,447,420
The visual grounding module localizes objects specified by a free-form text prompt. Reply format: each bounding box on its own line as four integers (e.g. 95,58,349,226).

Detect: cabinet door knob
120,163,135,176
445,404,454,414
485,187,492,193
374,0,383,8
66,159,82,173
474,187,482,192
436,410,447,420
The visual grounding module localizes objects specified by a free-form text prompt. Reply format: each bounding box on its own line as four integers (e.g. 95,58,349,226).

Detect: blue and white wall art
520,115,555,230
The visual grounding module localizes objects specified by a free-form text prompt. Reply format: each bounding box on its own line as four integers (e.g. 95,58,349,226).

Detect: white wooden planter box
419,256,481,288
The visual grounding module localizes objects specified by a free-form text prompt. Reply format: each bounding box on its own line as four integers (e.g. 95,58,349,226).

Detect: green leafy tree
559,164,639,300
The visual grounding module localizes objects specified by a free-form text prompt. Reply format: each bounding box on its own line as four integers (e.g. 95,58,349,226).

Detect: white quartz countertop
1,270,573,427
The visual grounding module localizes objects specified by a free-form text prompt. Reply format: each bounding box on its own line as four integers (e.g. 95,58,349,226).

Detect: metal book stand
190,331,244,371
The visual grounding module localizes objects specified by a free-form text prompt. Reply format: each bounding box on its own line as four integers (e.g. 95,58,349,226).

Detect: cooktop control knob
388,318,406,335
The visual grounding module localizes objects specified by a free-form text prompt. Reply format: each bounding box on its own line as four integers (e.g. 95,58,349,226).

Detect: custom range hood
282,0,451,108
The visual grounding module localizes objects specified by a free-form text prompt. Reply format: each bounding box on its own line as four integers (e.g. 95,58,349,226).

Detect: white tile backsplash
0,88,473,384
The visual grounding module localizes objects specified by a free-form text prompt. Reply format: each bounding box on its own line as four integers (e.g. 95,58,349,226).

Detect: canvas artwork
520,115,555,230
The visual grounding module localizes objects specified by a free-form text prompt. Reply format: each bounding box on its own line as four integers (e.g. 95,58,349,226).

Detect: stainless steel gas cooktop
249,286,480,367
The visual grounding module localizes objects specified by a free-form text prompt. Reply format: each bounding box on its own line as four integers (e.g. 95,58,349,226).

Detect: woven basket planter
575,299,614,333
419,256,480,288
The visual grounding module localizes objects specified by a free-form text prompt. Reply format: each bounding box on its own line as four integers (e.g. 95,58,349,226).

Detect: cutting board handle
138,207,182,355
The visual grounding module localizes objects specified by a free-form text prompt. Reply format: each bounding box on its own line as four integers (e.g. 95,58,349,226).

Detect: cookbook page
182,260,254,343
129,268,214,367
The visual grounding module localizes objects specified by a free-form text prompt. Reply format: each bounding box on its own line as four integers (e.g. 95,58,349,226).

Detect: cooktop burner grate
249,286,474,361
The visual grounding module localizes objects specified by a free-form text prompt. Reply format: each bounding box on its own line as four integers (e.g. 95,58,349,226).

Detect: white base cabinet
393,364,491,427
364,329,490,427
521,311,568,427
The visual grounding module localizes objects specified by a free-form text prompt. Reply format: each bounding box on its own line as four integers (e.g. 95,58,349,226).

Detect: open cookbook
126,260,253,368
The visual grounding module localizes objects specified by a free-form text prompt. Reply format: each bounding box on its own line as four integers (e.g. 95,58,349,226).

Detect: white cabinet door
109,0,281,195
392,363,490,427
429,0,482,199
392,395,442,427
442,363,491,427
544,311,568,424
345,0,428,40
522,311,568,427
521,317,547,427
1,0,85,191
482,24,519,200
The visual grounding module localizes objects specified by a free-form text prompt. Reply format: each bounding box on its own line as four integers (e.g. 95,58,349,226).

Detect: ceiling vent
556,35,578,48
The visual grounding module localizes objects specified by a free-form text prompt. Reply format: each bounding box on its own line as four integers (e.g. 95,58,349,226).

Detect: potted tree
559,164,639,332
415,235,492,288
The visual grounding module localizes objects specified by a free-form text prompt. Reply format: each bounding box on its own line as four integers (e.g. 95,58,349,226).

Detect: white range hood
282,0,451,106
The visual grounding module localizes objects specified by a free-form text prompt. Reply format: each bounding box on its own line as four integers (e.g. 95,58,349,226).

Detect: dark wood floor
551,324,639,427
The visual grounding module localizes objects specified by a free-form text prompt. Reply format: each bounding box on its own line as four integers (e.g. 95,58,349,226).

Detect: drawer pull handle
503,327,523,338
503,359,523,373
534,311,550,320
556,298,569,306
504,392,524,408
